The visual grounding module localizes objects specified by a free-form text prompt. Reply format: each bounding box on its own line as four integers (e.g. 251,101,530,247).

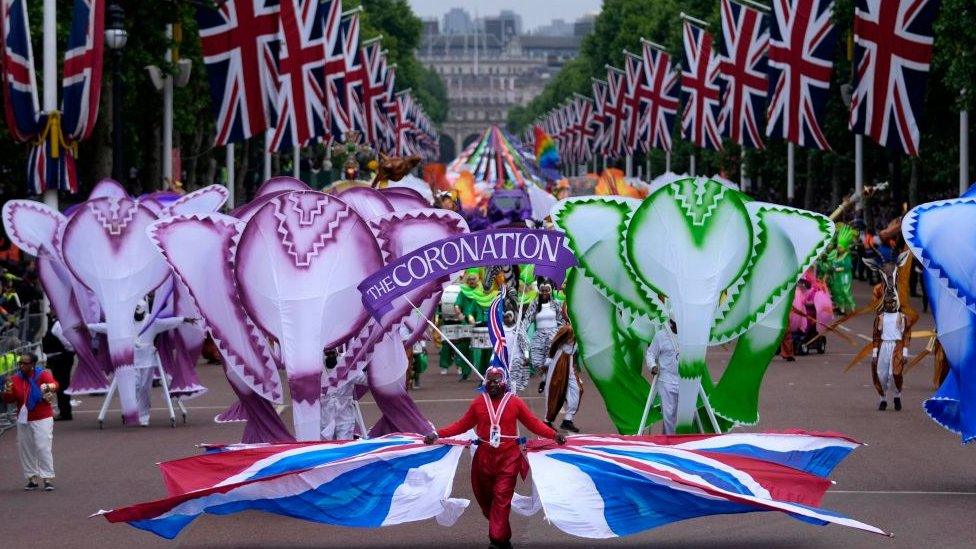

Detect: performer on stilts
644,317,680,435
526,280,563,376
540,323,582,433
86,300,197,426
424,367,565,549
871,296,911,411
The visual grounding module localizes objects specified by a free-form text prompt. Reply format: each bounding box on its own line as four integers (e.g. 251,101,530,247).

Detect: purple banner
359,228,577,319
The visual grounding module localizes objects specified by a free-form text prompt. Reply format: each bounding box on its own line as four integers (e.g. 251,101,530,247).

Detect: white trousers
17,417,54,480
658,382,679,435
876,341,900,399
321,397,357,440
135,366,155,426
564,364,581,421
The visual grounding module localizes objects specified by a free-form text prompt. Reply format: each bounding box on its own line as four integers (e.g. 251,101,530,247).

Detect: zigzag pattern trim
273,197,352,268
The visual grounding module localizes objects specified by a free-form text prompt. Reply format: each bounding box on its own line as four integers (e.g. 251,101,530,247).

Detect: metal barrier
0,308,42,437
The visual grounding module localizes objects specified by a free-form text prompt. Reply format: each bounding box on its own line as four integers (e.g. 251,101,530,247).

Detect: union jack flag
359,41,388,146
28,136,79,194
572,94,596,163
61,0,104,142
766,0,837,151
641,40,680,152
378,60,397,152
623,52,649,154
848,0,940,157
717,0,769,149
487,294,508,371
681,20,724,151
603,66,629,158
268,0,327,152
0,0,40,142
328,9,367,137
590,78,611,157
391,90,413,156
196,0,280,146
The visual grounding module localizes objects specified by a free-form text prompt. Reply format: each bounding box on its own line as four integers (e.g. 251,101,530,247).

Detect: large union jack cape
766,0,838,150
196,0,281,146
61,0,104,142
717,0,769,149
98,435,469,539
848,0,940,157
1,0,40,142
641,40,679,152
680,21,724,151
268,0,327,152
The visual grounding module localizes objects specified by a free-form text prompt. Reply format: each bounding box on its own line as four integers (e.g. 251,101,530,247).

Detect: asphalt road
2,280,974,548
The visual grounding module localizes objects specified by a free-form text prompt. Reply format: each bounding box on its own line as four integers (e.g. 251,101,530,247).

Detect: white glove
871,347,879,358
903,348,909,358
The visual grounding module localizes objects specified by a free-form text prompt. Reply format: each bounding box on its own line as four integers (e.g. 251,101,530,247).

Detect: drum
440,284,462,322
470,327,491,349
440,323,464,340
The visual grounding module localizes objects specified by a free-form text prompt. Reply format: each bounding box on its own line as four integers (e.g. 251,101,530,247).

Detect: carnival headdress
835,223,858,252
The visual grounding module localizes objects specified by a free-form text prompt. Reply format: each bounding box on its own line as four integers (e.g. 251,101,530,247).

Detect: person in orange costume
424,367,565,549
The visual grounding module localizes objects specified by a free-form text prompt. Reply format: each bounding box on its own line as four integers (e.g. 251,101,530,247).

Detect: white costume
504,323,530,392
528,300,563,371
874,311,907,400
544,340,581,422
321,370,366,440
644,325,680,435
89,315,185,426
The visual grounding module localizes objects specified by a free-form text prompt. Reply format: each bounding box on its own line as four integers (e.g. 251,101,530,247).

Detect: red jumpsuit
437,393,556,544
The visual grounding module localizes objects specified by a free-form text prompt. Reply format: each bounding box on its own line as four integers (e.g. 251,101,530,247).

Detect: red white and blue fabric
590,79,610,157
28,133,79,195
641,41,679,152
603,67,629,158
680,21,724,151
717,0,768,149
623,52,649,155
319,0,345,142
487,294,508,371
268,0,327,152
766,0,837,150
61,0,104,142
379,61,398,152
359,42,388,146
196,0,281,146
848,0,939,157
522,432,887,538
392,91,414,156
572,95,596,163
1,0,40,142
97,435,469,539
339,13,368,136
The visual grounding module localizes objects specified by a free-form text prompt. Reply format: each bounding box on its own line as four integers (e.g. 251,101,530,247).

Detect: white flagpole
225,144,235,208
665,151,671,173
263,131,272,180
162,24,174,191
42,0,58,209
854,134,864,197
293,147,300,179
787,142,795,203
625,153,633,177
961,106,970,196
690,153,696,176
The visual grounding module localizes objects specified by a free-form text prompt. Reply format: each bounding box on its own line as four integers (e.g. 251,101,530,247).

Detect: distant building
422,18,439,37
574,14,596,37
483,10,522,43
534,18,573,37
443,7,475,35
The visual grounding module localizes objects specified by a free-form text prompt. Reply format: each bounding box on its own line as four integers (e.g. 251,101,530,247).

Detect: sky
407,0,602,31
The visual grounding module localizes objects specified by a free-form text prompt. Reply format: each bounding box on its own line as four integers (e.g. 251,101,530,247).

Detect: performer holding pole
424,367,565,549
643,317,680,434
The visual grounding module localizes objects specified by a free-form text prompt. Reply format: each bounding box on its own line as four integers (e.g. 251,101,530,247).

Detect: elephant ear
337,186,395,221
380,187,429,211
904,197,976,314
551,196,665,321
148,213,284,403
2,200,66,258
168,185,229,216
710,203,835,343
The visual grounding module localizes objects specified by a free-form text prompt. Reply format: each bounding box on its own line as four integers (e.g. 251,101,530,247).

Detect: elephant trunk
282,338,326,441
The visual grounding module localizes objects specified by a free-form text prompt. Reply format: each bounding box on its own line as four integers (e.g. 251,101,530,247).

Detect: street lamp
106,1,127,182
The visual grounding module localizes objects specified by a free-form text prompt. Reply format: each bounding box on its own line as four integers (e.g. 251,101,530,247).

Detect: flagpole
225,144,235,209
646,155,651,180
625,154,633,177
787,142,795,204
665,151,671,173
42,0,57,209
263,131,272,180
690,153,696,176
854,134,864,197
961,104,970,196
293,147,300,179
162,24,174,191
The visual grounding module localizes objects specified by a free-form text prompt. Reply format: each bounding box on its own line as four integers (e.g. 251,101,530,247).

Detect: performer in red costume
425,367,565,549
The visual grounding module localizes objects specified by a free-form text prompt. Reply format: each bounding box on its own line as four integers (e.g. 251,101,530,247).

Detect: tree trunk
184,129,204,188
803,149,817,210
909,157,919,208
889,150,903,213
203,156,217,189
830,153,842,207
88,76,113,183
234,136,250,203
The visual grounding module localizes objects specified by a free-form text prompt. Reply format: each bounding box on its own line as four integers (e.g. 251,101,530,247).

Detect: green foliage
509,0,975,203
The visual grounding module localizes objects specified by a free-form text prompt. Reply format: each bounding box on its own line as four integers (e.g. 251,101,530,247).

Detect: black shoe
894,398,902,411
488,541,513,549
54,415,72,421
784,356,796,362
560,420,580,433
24,480,38,491
878,401,887,411
43,480,54,491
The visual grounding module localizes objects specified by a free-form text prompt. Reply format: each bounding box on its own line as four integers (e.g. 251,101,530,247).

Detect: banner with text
359,229,577,319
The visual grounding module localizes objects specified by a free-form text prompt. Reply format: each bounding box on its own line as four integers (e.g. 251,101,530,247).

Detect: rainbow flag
533,125,559,170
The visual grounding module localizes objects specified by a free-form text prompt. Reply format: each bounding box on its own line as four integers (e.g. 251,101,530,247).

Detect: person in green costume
826,224,857,315
455,269,497,378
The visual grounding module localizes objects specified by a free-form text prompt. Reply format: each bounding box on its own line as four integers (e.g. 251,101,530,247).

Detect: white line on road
830,490,976,496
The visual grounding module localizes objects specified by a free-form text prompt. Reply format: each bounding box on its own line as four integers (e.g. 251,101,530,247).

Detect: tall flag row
196,0,436,159
536,0,941,166
1,0,103,194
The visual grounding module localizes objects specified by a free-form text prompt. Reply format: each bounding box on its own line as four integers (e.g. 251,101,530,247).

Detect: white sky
407,0,602,31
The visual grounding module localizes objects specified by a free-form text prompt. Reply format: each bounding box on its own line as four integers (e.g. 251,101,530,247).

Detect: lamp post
105,2,128,182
